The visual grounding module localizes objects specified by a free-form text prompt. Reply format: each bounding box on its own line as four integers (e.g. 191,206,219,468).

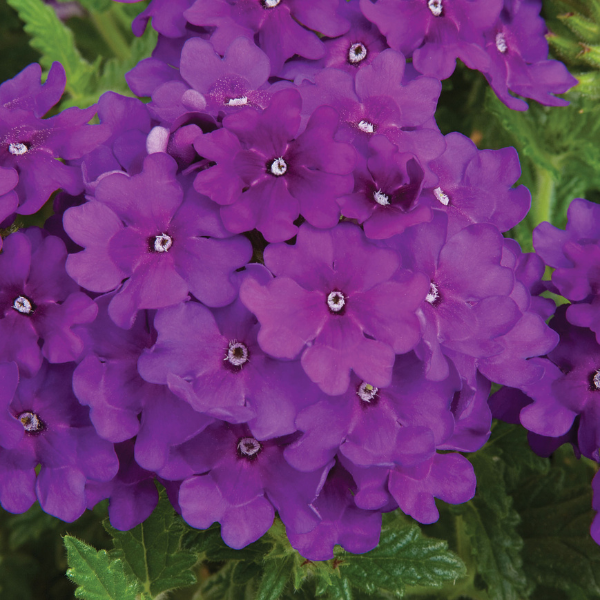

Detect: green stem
90,10,131,61
532,164,556,228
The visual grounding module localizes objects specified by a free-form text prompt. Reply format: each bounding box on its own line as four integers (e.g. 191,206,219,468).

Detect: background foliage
1,0,600,598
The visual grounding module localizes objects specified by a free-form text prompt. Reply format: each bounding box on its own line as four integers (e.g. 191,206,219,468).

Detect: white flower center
433,187,450,206
19,411,43,433
357,382,378,403
348,42,368,64
153,233,173,253
263,0,280,7
593,369,600,390
225,340,249,367
358,120,375,133
373,189,390,206
238,437,262,457
227,96,248,107
327,291,346,313
428,0,442,16
8,142,28,156
425,282,439,305
270,157,287,176
13,296,33,315
496,32,507,53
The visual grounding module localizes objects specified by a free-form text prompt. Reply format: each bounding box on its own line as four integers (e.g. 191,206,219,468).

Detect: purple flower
64,152,252,328
194,89,356,242
0,229,98,377
0,165,18,241
86,439,159,531
293,51,444,181
178,37,272,117
138,266,315,438
359,0,502,80
119,0,195,37
337,134,430,239
389,213,518,381
284,352,457,472
240,223,428,395
0,62,109,215
286,461,382,560
0,362,23,450
178,423,331,549
420,132,531,237
482,0,577,110
534,199,600,343
184,0,350,76
72,293,214,473
388,452,476,524
0,363,118,521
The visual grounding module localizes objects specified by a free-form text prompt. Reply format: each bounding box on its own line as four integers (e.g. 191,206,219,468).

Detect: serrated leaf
453,422,549,600
337,514,466,598
515,447,600,600
256,555,295,600
558,13,600,44
200,562,259,600
6,0,95,96
316,573,353,600
64,536,139,600
182,523,273,562
104,488,197,597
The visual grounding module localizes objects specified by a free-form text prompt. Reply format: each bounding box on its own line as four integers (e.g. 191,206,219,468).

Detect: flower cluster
0,0,580,559
122,0,577,114
491,198,600,545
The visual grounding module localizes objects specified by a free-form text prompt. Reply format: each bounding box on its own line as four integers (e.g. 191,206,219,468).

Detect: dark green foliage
65,536,140,600
103,489,198,597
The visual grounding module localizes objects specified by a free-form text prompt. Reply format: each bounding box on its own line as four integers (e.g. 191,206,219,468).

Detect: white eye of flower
373,189,390,206
496,32,508,53
358,120,375,134
433,187,450,206
357,382,378,403
428,0,442,16
227,96,248,107
593,369,600,390
263,0,280,7
238,437,262,457
225,340,249,368
327,291,346,313
8,142,28,156
348,42,368,64
270,157,287,176
12,296,34,315
425,282,439,305
18,411,44,433
153,233,173,253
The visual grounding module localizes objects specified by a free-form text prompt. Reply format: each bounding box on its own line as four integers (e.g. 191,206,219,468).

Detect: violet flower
138,266,313,438
0,62,109,215
0,363,118,521
183,0,350,76
64,152,252,328
178,422,331,549
0,229,98,377
359,0,502,80
240,222,428,395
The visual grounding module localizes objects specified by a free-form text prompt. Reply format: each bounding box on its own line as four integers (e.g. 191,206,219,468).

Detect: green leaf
64,536,139,600
200,562,259,600
255,555,295,600
6,0,95,97
451,422,549,600
515,447,600,600
337,513,466,598
103,487,197,597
